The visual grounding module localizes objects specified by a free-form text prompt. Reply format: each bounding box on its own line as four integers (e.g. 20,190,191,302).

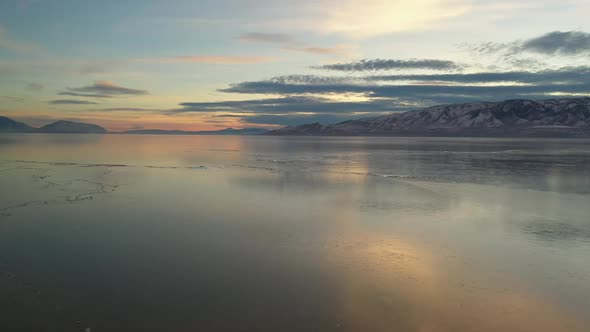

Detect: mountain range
3,97,590,137
0,116,267,135
0,117,110,134
268,97,590,137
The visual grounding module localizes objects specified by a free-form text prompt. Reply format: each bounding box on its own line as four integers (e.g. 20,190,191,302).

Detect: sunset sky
1,0,590,131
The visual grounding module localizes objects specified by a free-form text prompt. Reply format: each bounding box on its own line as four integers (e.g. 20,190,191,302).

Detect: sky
1,0,590,131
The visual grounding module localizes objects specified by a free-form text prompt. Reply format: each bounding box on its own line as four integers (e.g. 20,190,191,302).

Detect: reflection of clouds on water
244,136,590,195
522,220,590,244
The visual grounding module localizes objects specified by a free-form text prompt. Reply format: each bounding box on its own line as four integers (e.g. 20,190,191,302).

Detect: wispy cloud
137,55,275,65
94,107,164,112
176,96,406,114
57,91,113,98
237,32,355,57
48,99,100,105
282,45,355,56
64,81,149,97
97,107,160,112
26,82,44,91
237,33,294,44
1,96,25,103
0,58,126,77
0,25,40,52
312,59,463,72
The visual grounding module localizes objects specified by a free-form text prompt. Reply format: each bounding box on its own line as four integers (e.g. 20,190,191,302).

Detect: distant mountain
0,116,34,132
0,116,269,135
122,128,268,135
37,120,108,134
268,97,590,137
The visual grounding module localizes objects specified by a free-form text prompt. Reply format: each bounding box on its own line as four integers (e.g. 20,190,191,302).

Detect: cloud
176,96,409,115
367,67,590,84
94,107,163,112
0,25,40,52
173,95,411,126
0,58,126,77
158,55,274,64
312,59,462,71
64,81,149,97
137,55,275,65
1,96,25,103
281,45,355,56
57,91,113,98
237,33,294,44
248,68,590,87
26,82,44,91
227,80,589,99
467,31,590,57
267,75,361,85
175,65,590,125
237,32,355,56
521,31,590,55
48,99,100,105
219,70,590,105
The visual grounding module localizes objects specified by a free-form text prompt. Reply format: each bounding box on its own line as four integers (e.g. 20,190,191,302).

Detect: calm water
0,134,589,332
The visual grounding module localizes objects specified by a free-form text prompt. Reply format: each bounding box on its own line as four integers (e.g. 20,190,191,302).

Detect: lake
1,134,589,332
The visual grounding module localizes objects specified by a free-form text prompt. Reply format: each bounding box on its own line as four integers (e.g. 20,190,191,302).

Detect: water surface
1,134,589,331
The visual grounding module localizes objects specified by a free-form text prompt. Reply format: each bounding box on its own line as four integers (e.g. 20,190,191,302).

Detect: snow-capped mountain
269,97,590,137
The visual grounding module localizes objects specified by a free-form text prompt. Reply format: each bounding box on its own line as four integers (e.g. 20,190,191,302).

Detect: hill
37,120,108,134
0,116,34,132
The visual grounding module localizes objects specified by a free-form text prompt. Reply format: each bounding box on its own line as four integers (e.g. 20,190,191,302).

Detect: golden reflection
319,194,587,332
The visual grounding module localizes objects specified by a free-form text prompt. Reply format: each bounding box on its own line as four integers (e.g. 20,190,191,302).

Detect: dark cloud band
468,31,590,57
312,58,462,71
367,67,590,84
522,31,590,55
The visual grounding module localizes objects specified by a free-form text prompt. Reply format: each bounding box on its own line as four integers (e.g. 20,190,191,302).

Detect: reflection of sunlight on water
322,230,586,332
315,182,589,332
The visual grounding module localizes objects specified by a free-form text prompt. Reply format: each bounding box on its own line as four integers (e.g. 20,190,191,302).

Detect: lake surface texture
0,134,589,332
